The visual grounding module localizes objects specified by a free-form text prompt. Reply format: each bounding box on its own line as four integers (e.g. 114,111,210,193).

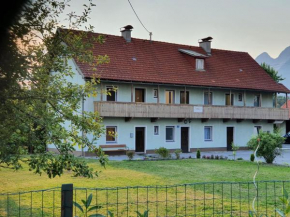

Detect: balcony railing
94,102,289,120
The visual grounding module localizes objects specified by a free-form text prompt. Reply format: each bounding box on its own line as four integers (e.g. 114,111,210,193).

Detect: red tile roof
281,100,290,118
67,29,290,93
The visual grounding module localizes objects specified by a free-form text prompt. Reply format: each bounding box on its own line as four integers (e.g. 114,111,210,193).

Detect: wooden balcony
94,102,289,120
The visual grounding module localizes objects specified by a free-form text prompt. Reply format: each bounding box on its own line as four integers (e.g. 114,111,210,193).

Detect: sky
62,0,290,59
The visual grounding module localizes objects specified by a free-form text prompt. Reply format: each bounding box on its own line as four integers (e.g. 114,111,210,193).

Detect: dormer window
196,59,204,70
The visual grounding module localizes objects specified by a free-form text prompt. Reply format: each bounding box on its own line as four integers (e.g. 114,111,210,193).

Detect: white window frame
154,126,159,135
106,85,117,102
204,126,213,141
165,126,175,142
203,91,213,105
225,93,234,106
153,89,158,98
165,90,175,104
106,126,117,143
238,93,243,102
196,59,205,70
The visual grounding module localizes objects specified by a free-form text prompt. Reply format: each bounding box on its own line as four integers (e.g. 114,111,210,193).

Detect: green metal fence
0,180,289,216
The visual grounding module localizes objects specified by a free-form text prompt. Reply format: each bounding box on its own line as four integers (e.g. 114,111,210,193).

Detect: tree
260,62,284,83
247,131,284,164
0,0,109,178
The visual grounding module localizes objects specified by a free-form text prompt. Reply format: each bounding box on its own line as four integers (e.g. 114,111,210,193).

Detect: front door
227,127,234,151
135,127,145,152
181,127,189,153
135,88,145,102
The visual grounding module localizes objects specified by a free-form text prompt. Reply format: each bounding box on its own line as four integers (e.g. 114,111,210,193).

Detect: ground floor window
106,126,117,142
204,126,212,141
166,126,175,142
154,126,159,135
253,126,262,135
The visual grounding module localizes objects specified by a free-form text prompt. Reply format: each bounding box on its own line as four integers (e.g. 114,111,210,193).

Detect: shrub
210,154,214,159
196,149,201,159
174,149,182,159
206,156,210,159
250,153,255,162
247,131,284,164
215,155,219,160
126,151,134,160
155,147,170,159
237,157,243,160
231,143,240,160
202,155,206,159
220,155,224,160
188,155,192,159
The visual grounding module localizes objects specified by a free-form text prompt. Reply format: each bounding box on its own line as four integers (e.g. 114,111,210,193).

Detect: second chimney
199,37,213,55
121,25,133,42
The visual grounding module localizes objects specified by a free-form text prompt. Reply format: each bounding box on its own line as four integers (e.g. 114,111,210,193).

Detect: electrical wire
127,0,152,35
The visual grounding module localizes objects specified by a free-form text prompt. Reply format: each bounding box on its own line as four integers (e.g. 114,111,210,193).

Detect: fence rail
0,180,289,216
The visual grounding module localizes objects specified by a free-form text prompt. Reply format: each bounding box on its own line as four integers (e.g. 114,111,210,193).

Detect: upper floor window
225,93,234,106
196,59,204,70
135,88,145,102
106,126,117,142
153,89,158,98
238,93,243,102
165,90,175,104
204,92,212,105
254,94,261,107
106,86,117,101
180,91,189,104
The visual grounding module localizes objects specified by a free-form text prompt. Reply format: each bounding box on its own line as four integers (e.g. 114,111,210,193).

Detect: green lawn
1,159,290,216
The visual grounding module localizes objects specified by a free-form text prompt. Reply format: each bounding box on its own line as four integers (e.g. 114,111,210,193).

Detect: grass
1,158,290,216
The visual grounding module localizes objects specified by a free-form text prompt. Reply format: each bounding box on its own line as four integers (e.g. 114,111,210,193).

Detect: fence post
61,184,73,217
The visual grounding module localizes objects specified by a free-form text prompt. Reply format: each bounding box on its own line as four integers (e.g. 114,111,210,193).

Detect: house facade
49,26,290,155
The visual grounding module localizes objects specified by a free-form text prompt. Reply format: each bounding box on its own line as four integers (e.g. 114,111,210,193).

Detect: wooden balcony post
157,85,160,104
275,92,278,108
184,86,187,104
230,89,232,106
287,93,288,108
243,91,246,107
260,93,262,107
131,83,133,102
208,88,211,105
100,82,103,101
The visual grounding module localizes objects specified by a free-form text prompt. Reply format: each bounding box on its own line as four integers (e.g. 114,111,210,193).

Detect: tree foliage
260,62,284,83
247,131,284,164
0,0,109,178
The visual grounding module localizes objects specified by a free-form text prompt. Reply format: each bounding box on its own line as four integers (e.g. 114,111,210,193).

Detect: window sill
166,140,175,142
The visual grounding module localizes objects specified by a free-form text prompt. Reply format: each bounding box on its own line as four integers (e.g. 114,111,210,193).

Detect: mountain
256,46,290,89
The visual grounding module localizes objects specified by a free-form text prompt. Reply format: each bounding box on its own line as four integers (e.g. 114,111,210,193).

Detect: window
165,90,175,104
204,126,212,141
153,89,158,98
154,126,159,135
166,126,175,142
196,59,204,70
204,92,212,105
106,86,117,101
135,88,145,102
106,126,117,142
180,91,189,104
254,94,261,107
253,126,262,135
225,94,234,106
238,93,243,102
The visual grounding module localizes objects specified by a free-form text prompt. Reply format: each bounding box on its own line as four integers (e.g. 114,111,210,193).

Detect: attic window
196,59,204,70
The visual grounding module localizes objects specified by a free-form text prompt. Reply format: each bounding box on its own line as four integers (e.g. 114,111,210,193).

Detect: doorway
135,127,145,152
227,127,234,151
135,88,145,102
181,127,189,153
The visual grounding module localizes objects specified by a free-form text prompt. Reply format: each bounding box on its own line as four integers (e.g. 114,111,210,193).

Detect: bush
174,149,182,159
220,155,224,160
250,153,255,162
215,155,219,160
237,157,243,160
155,147,170,159
196,149,201,159
126,151,134,160
202,155,206,159
247,131,284,164
210,154,214,159
231,142,240,160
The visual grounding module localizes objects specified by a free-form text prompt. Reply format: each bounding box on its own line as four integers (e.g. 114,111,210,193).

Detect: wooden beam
253,119,261,123
201,118,209,123
208,88,211,105
275,92,278,108
236,119,244,123
184,86,186,104
268,120,275,123
178,118,185,122
287,93,288,108
151,118,159,122
223,119,230,123
131,83,133,102
125,117,133,122
100,82,103,101
157,85,160,104
230,89,232,106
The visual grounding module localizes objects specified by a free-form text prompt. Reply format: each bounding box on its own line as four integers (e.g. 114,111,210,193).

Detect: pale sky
63,0,290,58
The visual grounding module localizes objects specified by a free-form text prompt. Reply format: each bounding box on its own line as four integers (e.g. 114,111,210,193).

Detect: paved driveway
104,144,290,165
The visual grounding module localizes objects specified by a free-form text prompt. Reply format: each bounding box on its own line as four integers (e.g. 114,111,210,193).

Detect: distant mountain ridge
256,46,290,89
